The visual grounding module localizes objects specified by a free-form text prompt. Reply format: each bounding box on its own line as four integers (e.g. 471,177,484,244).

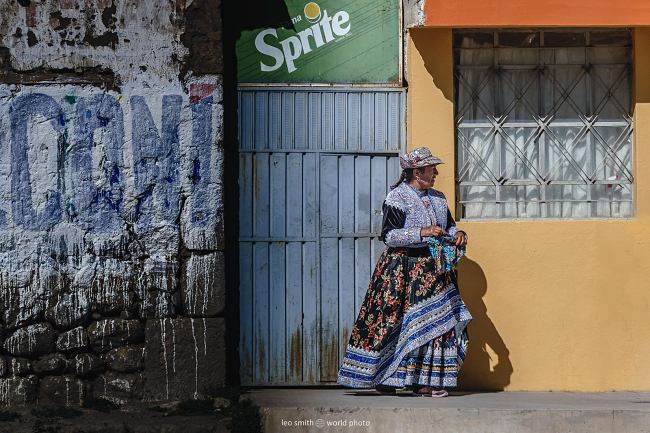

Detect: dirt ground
0,393,261,433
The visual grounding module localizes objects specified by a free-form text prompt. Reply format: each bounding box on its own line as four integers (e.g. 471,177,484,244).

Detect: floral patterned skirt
336,247,472,389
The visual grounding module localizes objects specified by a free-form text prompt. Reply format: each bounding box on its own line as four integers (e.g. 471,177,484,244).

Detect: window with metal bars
454,29,633,219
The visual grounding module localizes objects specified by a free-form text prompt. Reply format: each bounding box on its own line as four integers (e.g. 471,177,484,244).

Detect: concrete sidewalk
245,388,650,433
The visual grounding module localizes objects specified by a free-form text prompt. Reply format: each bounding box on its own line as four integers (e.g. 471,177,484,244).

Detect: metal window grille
454,29,633,219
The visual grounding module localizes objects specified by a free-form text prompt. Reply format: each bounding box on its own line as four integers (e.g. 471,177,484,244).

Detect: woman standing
337,147,472,397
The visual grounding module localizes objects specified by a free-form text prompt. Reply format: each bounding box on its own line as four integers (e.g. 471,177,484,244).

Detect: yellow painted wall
408,27,650,391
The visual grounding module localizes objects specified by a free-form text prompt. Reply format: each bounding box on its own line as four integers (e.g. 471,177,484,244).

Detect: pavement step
246,389,650,433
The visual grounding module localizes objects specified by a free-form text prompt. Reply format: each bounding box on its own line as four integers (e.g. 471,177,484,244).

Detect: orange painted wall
423,0,650,27
407,27,650,391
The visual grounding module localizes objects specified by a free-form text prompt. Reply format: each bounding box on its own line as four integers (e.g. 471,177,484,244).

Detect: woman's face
416,164,439,188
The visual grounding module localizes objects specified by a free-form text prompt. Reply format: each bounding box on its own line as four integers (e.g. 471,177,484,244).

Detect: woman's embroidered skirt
336,248,472,389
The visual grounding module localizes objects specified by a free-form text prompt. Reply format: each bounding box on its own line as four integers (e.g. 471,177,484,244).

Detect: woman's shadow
457,257,513,392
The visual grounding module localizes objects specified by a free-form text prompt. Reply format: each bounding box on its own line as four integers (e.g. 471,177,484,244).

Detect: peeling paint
403,0,426,28
289,330,302,380
0,82,223,329
0,0,225,405
1,0,189,85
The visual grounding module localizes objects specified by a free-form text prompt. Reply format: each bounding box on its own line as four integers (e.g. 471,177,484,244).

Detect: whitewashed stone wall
0,0,226,406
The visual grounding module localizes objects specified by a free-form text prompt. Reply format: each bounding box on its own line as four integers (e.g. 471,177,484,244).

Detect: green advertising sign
236,0,400,84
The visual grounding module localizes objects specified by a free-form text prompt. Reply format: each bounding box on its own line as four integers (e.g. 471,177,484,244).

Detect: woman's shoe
375,384,395,395
415,386,448,397
394,386,415,396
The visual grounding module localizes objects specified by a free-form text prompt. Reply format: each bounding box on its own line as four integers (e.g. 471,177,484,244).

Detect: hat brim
400,156,444,169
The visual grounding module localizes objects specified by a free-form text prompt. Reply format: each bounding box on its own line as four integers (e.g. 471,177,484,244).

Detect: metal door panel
252,242,270,384
239,153,253,238
338,156,355,233
321,93,334,149
319,235,340,382
239,88,405,385
317,154,400,383
269,242,286,383
319,155,339,236
371,157,387,233
338,237,356,366
301,242,319,384
253,153,270,237
239,242,254,384
335,94,347,150
286,154,304,238
347,93,361,149
240,92,254,149
295,93,308,149
269,153,286,237
388,92,402,148
285,242,304,383
355,156,372,233
374,93,388,150
281,92,294,149
268,92,281,149
255,92,267,149
302,153,317,238
361,93,375,150
353,237,371,337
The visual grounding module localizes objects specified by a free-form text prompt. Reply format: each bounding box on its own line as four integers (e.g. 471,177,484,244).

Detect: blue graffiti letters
10,93,65,230
71,93,125,232
131,95,182,231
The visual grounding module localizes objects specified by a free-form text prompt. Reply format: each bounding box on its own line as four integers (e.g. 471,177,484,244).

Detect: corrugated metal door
238,88,405,385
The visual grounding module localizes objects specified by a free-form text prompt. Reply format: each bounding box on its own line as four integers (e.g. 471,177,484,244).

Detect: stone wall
402,0,426,28
0,0,226,406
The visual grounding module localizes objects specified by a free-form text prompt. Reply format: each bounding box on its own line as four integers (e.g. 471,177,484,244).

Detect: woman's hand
454,231,468,247
420,225,444,238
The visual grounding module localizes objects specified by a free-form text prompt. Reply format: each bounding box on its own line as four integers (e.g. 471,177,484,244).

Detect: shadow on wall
409,28,512,390
457,257,513,391
410,28,454,103
232,0,293,36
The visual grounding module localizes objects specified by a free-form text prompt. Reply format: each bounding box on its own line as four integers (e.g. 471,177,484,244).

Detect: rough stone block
180,115,225,254
1,264,60,329
9,358,31,376
56,326,90,353
3,323,57,357
88,319,144,353
182,252,225,317
38,375,91,406
0,375,38,406
44,291,91,330
182,0,224,75
138,289,178,319
33,353,67,376
144,318,226,401
93,372,143,405
181,211,225,252
104,345,145,373
136,258,178,319
87,259,137,316
67,353,105,378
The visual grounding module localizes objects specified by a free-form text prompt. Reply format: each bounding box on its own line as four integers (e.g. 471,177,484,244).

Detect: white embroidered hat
399,147,444,169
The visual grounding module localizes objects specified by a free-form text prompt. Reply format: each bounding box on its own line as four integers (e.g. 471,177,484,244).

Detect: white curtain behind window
455,30,633,219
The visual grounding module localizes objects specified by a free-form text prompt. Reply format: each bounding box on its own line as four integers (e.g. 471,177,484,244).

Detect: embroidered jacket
380,182,458,248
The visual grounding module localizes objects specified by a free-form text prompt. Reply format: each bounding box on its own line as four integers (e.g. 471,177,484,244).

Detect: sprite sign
236,0,400,84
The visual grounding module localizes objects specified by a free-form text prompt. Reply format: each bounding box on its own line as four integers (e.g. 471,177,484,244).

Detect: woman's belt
386,247,430,257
